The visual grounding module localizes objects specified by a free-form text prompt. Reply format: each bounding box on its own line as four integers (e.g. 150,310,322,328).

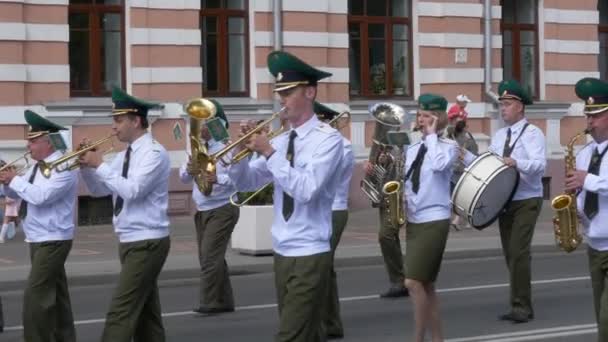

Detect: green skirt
405,219,450,283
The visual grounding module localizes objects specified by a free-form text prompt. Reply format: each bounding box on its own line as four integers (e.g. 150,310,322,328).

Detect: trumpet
326,111,350,130
0,152,31,174
229,109,287,165
229,183,272,207
39,134,116,178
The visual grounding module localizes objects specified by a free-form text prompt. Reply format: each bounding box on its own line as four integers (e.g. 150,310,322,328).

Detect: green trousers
101,237,170,342
498,197,542,316
23,240,75,342
324,210,349,336
194,203,240,309
378,208,405,284
274,251,331,342
587,247,608,342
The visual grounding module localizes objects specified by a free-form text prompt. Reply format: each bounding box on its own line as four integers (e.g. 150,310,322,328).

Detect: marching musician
180,99,240,315
488,80,546,323
403,94,461,342
566,77,608,341
79,87,171,342
314,101,355,339
228,51,344,341
0,110,77,342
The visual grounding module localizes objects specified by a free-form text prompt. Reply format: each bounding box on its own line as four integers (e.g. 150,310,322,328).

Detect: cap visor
584,106,608,115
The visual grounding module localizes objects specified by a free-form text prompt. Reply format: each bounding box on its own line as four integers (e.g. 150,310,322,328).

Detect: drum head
470,167,520,229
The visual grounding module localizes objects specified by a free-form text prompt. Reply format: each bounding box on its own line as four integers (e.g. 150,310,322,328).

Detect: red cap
448,104,467,120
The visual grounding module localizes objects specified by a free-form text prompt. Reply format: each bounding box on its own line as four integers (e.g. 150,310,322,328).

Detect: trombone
39,134,116,178
229,110,350,207
0,152,31,174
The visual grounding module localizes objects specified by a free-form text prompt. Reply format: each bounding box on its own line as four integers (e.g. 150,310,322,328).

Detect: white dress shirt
229,115,344,257
80,133,170,243
488,118,546,200
576,140,608,251
332,137,354,211
6,151,77,242
179,139,236,211
404,134,459,223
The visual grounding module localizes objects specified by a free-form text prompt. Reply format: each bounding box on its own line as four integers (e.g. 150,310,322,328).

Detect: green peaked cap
267,51,332,92
498,79,533,105
24,109,66,139
575,77,608,115
208,99,229,128
418,93,448,111
314,101,340,121
111,87,161,117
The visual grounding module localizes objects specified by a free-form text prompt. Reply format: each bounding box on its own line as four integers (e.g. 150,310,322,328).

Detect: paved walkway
0,200,563,289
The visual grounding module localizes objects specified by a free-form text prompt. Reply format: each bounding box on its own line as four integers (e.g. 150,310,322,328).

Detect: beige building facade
0,0,605,221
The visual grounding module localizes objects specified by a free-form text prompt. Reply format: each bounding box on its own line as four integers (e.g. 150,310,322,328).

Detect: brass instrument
39,134,116,178
361,103,405,205
230,109,287,165
0,152,31,174
230,110,351,207
185,98,217,196
551,129,589,253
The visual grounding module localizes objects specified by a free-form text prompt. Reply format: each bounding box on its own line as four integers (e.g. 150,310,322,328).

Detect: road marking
445,323,597,341
1,275,592,332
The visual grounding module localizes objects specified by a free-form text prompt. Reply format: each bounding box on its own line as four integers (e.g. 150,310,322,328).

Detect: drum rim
470,170,520,230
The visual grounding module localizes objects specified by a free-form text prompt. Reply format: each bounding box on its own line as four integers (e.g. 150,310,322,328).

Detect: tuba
361,103,405,205
184,98,217,196
551,129,589,253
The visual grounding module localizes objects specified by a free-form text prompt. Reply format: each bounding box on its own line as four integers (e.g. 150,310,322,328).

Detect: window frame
348,0,413,99
500,0,540,99
599,5,608,80
68,1,126,97
200,2,250,97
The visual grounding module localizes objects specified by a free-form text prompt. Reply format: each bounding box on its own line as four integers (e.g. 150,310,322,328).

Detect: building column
351,121,366,159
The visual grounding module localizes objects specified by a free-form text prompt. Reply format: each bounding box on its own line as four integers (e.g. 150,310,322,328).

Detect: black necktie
282,131,297,221
584,146,607,220
411,144,427,194
19,163,39,218
502,128,512,157
114,146,131,216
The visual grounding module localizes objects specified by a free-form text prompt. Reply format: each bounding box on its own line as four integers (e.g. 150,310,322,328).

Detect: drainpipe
272,0,282,114
484,0,499,104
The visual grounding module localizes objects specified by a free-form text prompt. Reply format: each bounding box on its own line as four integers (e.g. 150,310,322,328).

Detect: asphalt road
1,250,598,341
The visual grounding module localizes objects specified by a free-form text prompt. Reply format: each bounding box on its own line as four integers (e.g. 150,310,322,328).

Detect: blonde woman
403,93,474,342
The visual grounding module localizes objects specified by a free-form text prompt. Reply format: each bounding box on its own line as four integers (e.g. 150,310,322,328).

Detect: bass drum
451,152,519,229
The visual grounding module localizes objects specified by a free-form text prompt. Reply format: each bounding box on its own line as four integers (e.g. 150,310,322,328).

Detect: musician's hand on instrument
363,161,373,176
246,132,274,158
204,171,217,184
426,116,438,135
186,156,198,176
503,157,517,168
79,149,103,168
565,170,587,192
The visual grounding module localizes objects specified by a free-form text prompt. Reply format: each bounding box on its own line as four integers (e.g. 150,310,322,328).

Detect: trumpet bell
184,98,216,120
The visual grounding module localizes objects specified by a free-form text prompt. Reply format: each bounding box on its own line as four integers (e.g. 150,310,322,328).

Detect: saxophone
550,129,589,253
382,143,406,228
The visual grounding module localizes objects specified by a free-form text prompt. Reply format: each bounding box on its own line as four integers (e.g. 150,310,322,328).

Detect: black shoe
380,284,409,298
193,306,235,315
498,311,533,323
327,332,344,340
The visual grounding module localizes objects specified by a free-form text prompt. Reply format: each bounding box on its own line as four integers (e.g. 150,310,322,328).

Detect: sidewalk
0,201,562,290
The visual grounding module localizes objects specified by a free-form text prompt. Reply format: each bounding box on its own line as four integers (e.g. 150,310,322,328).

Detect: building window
201,0,249,97
348,0,412,98
599,1,608,80
501,0,538,98
69,0,124,97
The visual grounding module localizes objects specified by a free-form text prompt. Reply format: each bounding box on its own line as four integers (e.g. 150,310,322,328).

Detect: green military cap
575,77,608,115
498,79,533,105
418,93,448,111
267,51,332,92
111,87,161,117
24,109,67,139
314,101,340,122
208,99,229,128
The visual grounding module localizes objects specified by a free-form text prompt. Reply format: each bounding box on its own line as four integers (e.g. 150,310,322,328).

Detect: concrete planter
231,205,274,256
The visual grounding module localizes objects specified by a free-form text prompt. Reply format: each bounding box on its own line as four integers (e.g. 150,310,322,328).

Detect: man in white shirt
79,87,171,342
229,51,344,341
181,99,240,314
566,77,608,341
0,110,77,342
489,80,546,323
314,101,355,340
